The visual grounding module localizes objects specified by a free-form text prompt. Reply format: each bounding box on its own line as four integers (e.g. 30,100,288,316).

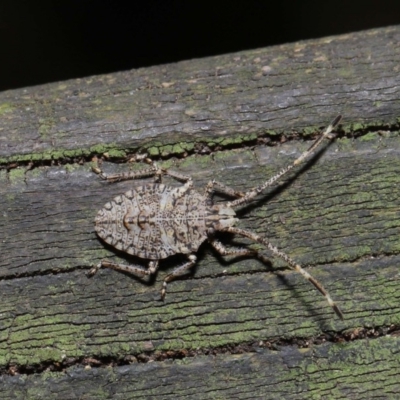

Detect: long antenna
228,115,342,209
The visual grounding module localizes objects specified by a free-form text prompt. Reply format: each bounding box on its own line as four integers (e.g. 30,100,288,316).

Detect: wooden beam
0,25,399,398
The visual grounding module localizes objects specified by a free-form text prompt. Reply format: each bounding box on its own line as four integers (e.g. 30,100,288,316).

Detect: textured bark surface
0,25,399,399
1,336,399,399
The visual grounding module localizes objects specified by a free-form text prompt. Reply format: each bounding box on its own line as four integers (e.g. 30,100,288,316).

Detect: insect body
95,183,216,259
90,116,344,320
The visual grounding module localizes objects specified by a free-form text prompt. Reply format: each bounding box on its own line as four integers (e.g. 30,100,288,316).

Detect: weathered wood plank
1,336,399,399
2,134,399,277
0,26,399,162
0,134,399,365
0,25,399,399
0,254,399,367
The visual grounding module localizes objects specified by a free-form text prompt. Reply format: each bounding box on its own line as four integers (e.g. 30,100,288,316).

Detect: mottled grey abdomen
95,183,209,260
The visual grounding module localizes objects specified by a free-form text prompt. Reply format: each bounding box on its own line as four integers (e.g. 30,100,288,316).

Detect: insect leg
93,158,193,189
227,115,342,209
161,169,194,201
204,180,245,201
209,238,256,257
88,259,159,279
161,254,197,300
161,168,193,183
220,226,344,320
92,162,158,183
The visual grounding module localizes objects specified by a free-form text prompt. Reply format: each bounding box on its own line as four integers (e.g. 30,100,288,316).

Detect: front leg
204,180,245,201
209,238,256,258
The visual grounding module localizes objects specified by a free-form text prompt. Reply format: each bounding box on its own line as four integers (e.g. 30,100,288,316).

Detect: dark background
1,1,399,92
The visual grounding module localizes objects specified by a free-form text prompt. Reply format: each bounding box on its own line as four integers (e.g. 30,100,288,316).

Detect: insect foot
90,115,343,320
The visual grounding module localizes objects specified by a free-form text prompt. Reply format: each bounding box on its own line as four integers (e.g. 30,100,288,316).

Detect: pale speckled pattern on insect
90,116,344,320
95,183,209,259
